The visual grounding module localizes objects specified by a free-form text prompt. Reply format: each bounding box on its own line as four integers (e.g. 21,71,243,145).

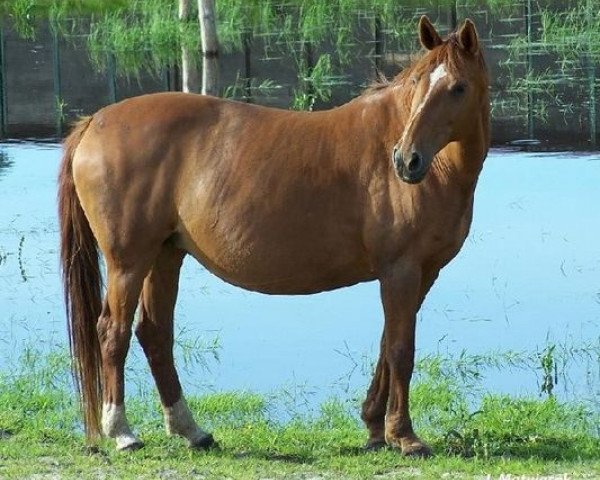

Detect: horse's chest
421,206,472,266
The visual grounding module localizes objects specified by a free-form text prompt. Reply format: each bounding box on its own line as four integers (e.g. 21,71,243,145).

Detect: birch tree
198,0,219,96
179,0,200,93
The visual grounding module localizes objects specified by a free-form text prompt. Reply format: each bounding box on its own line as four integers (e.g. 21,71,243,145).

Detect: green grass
0,347,598,479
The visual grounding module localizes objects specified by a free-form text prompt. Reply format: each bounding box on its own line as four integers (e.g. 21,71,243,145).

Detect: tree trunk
198,0,219,96
179,0,199,93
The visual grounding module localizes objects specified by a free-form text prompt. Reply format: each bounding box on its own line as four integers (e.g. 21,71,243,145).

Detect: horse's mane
362,32,488,97
365,70,403,93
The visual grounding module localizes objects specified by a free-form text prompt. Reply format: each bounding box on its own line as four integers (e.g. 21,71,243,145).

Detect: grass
0,345,598,479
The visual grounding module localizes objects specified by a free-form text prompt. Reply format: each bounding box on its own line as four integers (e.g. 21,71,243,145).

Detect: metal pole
0,25,7,137
586,0,596,149
304,40,314,100
162,66,169,91
374,15,383,75
448,1,457,30
589,63,596,149
52,28,63,137
173,63,181,91
525,0,534,140
243,31,252,102
107,52,117,103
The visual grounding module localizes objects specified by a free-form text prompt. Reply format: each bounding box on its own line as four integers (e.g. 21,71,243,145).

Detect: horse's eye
411,75,419,85
451,83,467,95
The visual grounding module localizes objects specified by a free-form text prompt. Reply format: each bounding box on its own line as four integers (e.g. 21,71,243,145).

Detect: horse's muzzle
393,147,427,184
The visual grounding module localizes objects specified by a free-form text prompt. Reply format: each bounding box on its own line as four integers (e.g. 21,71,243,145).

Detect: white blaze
429,62,448,87
400,63,448,147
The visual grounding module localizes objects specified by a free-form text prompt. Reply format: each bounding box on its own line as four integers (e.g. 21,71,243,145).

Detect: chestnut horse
59,16,489,456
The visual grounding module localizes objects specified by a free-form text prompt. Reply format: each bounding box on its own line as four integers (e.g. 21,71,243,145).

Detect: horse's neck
434,112,490,194
437,144,485,188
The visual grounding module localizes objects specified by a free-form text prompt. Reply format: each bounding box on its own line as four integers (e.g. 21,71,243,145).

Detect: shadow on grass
219,444,392,464
233,451,315,464
434,430,600,461
213,435,600,464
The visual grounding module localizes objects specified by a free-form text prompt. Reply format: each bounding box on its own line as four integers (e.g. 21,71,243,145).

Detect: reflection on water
0,150,13,178
0,142,598,409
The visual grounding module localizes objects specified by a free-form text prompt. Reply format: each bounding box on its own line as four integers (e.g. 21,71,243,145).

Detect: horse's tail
58,116,103,442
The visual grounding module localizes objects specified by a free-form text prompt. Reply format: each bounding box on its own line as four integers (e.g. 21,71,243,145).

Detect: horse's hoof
364,439,387,451
386,433,432,458
116,436,144,452
401,441,432,458
189,433,217,451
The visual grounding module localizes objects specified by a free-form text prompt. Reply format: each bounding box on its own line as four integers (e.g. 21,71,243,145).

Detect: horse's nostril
408,152,422,173
393,147,402,168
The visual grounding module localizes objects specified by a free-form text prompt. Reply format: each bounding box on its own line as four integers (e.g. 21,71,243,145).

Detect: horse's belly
174,228,374,295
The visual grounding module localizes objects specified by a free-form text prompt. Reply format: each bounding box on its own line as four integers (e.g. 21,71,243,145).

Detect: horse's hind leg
98,263,151,451
135,243,214,449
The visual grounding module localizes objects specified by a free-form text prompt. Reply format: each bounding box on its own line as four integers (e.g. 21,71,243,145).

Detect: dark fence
0,2,598,150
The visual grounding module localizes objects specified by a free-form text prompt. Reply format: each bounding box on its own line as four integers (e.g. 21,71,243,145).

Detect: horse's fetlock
164,398,196,431
102,403,130,438
385,414,414,439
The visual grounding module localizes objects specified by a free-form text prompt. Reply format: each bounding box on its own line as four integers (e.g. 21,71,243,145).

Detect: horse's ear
458,18,480,55
419,16,442,51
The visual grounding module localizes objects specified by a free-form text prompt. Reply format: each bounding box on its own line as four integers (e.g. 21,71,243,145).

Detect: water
0,142,598,409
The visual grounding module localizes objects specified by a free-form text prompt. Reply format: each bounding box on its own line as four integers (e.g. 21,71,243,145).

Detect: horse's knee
386,342,414,372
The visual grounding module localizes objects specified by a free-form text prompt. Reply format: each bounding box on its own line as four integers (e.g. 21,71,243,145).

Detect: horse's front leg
361,332,389,450
364,265,438,454
379,261,431,457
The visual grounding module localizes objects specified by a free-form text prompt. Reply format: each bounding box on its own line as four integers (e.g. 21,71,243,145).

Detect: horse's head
393,16,489,184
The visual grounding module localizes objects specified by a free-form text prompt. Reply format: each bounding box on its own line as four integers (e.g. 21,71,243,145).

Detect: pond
0,141,598,411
